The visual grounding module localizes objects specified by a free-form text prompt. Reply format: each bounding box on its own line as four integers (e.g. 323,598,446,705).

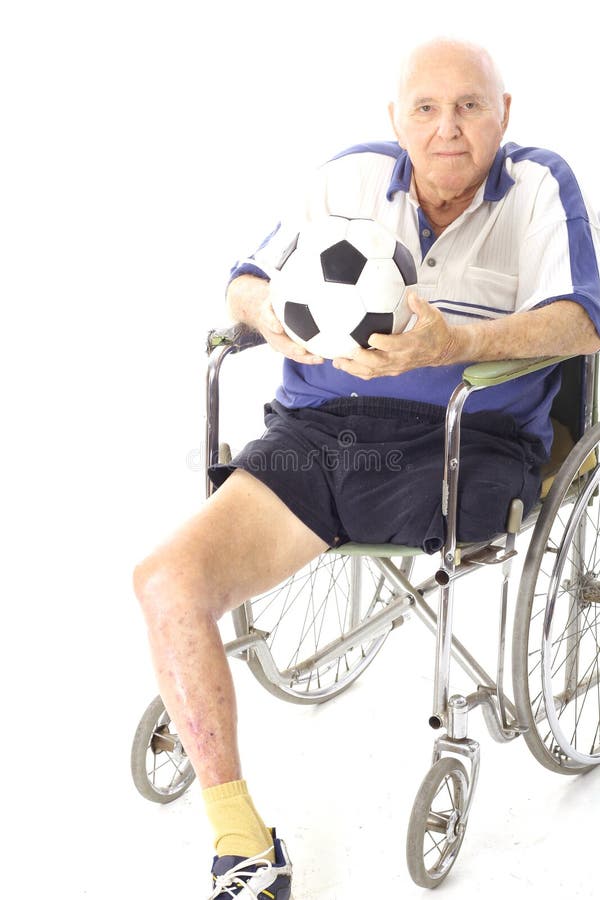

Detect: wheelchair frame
131,325,600,888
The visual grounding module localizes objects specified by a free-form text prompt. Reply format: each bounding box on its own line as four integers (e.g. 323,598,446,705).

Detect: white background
3,1,600,897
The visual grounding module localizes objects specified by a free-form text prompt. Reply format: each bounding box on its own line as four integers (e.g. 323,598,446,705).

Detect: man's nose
437,108,461,140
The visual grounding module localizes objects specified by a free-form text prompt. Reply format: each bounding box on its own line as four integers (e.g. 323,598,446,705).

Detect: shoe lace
209,845,275,899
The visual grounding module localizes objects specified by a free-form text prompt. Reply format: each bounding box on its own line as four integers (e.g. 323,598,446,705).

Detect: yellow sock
202,779,275,862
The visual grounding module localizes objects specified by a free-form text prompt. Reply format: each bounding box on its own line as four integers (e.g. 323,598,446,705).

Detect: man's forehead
408,88,490,104
401,45,498,100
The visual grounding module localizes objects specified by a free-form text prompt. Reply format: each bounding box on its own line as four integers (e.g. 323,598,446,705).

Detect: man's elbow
576,310,600,354
557,301,600,355
580,329,600,354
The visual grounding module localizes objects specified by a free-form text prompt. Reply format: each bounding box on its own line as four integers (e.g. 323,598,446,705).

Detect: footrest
461,545,518,567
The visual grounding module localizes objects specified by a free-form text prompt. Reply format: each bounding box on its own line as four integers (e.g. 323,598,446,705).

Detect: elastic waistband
316,396,448,425
269,396,536,445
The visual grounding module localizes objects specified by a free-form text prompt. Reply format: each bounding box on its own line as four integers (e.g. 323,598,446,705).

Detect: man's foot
209,830,292,899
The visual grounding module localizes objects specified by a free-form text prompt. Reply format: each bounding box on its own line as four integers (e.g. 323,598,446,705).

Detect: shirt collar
483,146,515,200
386,145,515,203
386,151,413,199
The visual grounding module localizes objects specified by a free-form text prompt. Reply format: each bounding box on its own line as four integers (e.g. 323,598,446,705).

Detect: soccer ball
269,215,418,360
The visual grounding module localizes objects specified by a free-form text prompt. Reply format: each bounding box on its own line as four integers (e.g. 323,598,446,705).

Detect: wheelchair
131,323,600,888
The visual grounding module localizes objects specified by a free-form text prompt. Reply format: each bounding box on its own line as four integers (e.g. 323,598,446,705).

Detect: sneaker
208,829,292,899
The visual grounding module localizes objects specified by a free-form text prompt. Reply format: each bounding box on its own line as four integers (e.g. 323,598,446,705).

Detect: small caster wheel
406,757,469,888
131,695,196,803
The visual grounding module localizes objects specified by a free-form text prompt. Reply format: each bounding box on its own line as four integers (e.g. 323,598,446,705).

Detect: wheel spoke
239,553,412,701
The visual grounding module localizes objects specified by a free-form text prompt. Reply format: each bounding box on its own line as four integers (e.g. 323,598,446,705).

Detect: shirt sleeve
228,166,332,284
516,167,600,335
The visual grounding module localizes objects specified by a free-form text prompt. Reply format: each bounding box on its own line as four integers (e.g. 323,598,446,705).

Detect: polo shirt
230,142,600,453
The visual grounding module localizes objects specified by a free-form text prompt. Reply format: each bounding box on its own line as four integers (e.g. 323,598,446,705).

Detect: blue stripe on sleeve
506,144,600,333
229,262,270,282
228,223,281,283
329,141,402,162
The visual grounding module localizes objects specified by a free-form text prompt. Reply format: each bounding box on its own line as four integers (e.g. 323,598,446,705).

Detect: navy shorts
208,397,547,554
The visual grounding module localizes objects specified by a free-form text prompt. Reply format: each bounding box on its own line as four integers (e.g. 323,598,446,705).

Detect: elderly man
134,38,600,899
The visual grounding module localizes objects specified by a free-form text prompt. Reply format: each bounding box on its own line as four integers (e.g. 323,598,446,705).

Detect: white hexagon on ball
345,217,397,259
302,215,350,258
308,282,366,359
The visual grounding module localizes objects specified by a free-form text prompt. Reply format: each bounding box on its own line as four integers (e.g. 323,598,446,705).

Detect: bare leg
133,469,328,788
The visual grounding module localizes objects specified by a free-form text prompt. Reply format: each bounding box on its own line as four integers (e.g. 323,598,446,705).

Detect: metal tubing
583,354,597,431
205,343,237,498
432,735,481,830
434,382,474,722
535,671,600,724
375,557,518,721
223,631,269,659
349,556,363,630
224,591,415,683
564,515,585,699
447,695,469,739
496,519,519,730
433,581,455,725
496,571,511,729
440,382,473,563
279,593,415,677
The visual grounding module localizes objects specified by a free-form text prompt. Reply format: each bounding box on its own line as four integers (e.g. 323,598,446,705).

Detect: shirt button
427,258,436,267
350,392,358,398
422,228,431,237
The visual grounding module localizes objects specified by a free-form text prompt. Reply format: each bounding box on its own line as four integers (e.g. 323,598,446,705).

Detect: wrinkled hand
255,296,324,365
332,292,460,379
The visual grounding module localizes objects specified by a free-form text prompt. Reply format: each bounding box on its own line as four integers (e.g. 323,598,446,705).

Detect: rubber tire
131,695,196,803
512,424,600,775
406,757,469,889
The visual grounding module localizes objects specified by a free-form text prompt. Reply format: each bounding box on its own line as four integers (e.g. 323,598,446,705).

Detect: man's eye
462,102,478,111
418,105,432,113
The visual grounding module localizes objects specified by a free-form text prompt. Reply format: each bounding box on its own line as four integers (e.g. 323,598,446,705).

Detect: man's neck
415,180,482,235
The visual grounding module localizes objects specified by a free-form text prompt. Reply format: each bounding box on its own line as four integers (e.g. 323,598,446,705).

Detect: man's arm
332,293,600,380
226,274,324,365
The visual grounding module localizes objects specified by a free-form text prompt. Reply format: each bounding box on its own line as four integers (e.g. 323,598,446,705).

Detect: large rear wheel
513,425,600,773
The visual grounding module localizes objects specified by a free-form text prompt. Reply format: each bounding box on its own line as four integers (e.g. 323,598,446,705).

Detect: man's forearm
224,273,325,364
451,300,600,363
226,274,270,328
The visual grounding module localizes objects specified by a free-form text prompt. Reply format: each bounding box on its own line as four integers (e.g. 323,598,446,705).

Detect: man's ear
388,101,406,148
501,93,512,135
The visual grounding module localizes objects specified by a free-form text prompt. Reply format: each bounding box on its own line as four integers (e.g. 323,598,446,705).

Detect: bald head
396,39,506,117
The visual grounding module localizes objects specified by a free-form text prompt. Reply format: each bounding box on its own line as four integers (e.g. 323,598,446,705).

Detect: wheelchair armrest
461,355,577,388
206,323,266,356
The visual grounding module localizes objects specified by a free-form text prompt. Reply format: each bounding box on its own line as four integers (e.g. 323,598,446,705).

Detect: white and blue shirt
230,142,600,452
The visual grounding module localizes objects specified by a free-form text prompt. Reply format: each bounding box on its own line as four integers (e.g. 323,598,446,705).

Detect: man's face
390,45,511,203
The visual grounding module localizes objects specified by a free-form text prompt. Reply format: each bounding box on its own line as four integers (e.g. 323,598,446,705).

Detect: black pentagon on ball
320,240,367,285
283,301,320,341
393,241,418,285
351,311,394,349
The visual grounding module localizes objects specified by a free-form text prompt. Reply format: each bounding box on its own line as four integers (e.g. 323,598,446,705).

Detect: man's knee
132,543,236,625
